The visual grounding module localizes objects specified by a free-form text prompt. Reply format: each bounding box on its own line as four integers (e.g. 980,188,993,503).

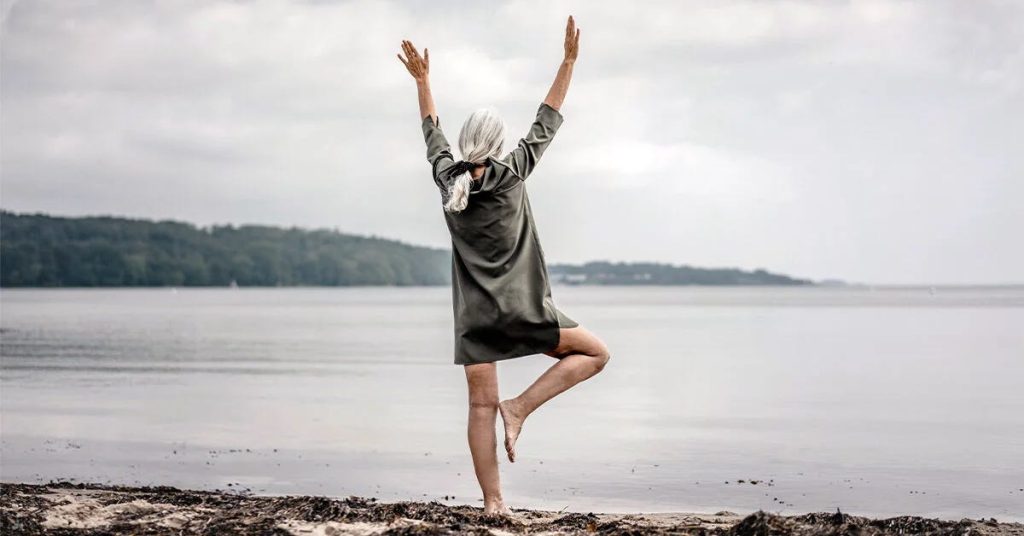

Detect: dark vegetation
0,211,812,287
2,482,1018,535
0,211,450,287
549,261,810,286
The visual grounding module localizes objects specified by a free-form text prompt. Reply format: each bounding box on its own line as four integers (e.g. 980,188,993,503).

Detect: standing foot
483,498,513,516
498,398,526,463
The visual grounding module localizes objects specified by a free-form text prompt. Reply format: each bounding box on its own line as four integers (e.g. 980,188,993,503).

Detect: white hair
444,108,506,213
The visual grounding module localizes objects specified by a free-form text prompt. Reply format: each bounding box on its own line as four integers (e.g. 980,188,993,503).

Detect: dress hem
453,337,561,366
452,307,578,365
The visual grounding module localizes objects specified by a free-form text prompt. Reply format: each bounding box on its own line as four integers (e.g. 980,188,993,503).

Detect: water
1,286,1022,520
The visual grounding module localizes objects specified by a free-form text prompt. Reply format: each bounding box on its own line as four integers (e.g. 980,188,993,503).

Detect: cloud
1,0,1022,284
560,140,794,204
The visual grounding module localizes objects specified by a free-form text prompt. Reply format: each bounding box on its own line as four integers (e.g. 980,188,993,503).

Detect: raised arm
397,40,437,124
399,39,455,187
504,16,580,181
543,16,580,111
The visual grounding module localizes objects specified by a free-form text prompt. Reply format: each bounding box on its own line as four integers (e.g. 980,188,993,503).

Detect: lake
1,286,1022,520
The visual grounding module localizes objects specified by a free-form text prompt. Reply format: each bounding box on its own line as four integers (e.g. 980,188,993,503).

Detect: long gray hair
445,108,506,213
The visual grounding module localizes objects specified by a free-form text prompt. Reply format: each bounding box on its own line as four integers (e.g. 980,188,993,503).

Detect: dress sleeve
423,115,456,168
421,115,455,190
502,102,564,181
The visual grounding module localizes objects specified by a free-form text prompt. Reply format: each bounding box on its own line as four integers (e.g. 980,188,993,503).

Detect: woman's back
420,103,567,364
398,17,608,517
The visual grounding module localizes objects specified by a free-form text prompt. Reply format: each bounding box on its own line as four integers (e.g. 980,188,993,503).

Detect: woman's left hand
398,40,430,83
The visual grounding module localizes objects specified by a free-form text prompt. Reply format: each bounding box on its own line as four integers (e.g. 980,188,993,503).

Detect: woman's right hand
563,16,580,64
543,16,579,111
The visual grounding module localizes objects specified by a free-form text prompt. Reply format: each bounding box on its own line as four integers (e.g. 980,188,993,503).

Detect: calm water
1,286,1022,520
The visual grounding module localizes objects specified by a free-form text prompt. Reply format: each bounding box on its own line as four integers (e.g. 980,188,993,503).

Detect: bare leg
499,326,610,462
463,363,511,515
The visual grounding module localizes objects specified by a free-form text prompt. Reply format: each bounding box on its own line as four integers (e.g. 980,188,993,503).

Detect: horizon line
4,208,1020,288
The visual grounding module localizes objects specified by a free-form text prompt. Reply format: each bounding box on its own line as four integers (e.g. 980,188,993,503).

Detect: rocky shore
2,482,1022,535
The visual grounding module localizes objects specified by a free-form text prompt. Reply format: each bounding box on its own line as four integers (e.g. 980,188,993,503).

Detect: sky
1,0,1022,285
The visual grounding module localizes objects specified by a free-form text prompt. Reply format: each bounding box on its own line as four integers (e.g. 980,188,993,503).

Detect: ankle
509,397,531,419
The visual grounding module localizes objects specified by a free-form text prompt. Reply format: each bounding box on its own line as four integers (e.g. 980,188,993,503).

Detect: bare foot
498,398,525,463
484,499,513,516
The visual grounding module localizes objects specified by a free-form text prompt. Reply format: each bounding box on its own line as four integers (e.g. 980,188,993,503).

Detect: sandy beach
3,482,1022,536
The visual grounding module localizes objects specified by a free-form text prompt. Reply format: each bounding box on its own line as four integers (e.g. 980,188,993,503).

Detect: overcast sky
2,0,1021,284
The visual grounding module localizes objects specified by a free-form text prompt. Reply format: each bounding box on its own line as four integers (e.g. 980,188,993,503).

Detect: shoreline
3,482,1022,535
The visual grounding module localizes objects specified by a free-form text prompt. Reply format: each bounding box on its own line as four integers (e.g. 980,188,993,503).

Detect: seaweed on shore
2,482,1021,536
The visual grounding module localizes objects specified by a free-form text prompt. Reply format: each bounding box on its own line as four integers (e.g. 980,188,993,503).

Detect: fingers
402,40,414,60
565,15,579,48
400,39,430,74
399,41,422,65
397,53,409,68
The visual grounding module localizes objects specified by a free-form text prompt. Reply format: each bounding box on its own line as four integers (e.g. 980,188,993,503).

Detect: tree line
0,211,812,287
1,211,450,287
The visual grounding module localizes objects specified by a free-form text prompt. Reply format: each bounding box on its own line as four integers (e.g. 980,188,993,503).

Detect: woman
398,16,610,516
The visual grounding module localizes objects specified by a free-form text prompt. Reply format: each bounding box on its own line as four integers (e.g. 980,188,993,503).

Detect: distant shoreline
3,482,1022,535
5,211,1022,289
2,210,815,288
3,284,1023,290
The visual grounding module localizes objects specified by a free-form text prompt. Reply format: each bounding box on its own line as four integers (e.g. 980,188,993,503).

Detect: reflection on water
1,286,1023,520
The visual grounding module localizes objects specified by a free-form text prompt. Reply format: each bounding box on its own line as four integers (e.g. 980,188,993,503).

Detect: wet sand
2,482,1022,535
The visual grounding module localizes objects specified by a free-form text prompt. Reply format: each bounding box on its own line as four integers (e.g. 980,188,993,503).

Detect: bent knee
592,344,611,372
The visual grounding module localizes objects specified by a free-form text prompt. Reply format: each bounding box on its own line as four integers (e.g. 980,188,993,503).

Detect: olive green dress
422,102,578,365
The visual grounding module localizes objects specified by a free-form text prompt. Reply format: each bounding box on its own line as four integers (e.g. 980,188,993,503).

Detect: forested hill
548,262,810,286
0,211,813,287
0,211,450,287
